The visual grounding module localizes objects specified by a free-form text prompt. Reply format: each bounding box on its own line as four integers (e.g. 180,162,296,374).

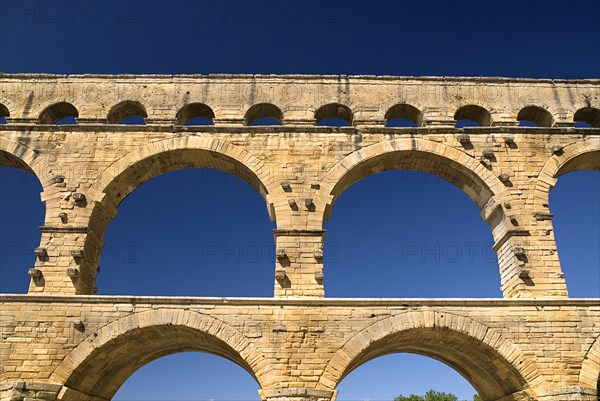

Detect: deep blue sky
1,0,599,77
1,0,599,399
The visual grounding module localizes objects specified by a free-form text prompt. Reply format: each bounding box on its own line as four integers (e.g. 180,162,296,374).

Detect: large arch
91,136,276,227
579,334,600,389
320,311,541,401
534,138,600,211
0,138,48,293
50,309,275,400
318,138,509,222
81,137,281,294
0,137,46,185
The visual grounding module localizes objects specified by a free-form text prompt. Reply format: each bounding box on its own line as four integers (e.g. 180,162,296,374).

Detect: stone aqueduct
0,74,599,401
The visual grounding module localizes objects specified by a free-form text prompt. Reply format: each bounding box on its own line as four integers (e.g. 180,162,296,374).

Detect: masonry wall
1,297,599,401
0,75,599,400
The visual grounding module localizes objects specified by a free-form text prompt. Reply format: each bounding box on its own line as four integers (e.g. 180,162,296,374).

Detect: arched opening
385,104,422,127
323,316,534,401
574,107,600,128
324,170,500,298
0,151,45,293
454,105,492,127
88,140,275,296
113,353,260,400
107,100,147,124
320,140,508,298
335,354,478,401
517,105,554,127
315,103,353,126
550,166,599,297
37,102,78,124
0,103,9,124
176,103,215,125
245,103,283,126
97,168,275,296
53,311,268,401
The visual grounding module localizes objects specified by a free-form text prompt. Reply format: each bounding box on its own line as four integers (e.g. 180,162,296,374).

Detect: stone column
27,189,103,295
259,389,337,401
486,201,568,298
27,227,99,295
273,229,325,298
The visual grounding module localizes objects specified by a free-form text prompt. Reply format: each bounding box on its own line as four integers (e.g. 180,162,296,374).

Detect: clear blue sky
1,1,599,399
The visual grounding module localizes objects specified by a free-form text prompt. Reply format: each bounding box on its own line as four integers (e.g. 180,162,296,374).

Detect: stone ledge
1,294,598,307
1,72,599,84
1,125,599,135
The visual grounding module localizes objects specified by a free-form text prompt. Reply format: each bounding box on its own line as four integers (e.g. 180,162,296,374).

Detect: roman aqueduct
0,74,599,400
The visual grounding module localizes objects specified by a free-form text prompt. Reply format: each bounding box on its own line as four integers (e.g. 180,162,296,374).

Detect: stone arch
245,103,283,125
91,136,276,221
318,138,509,222
0,137,46,184
517,105,554,127
50,309,275,400
0,103,9,119
176,102,215,125
574,107,600,127
315,103,354,125
454,104,492,126
320,311,541,400
37,102,79,124
81,136,282,294
107,100,148,124
580,334,600,389
534,138,600,211
384,103,423,126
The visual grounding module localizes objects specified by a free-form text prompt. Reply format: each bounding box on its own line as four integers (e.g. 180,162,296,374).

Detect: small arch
38,102,79,124
176,103,215,125
454,105,492,127
315,103,353,126
245,103,283,126
107,100,148,124
517,106,554,127
385,104,422,127
574,107,600,128
0,103,9,124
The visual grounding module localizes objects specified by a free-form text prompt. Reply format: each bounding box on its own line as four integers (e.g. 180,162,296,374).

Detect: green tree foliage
394,390,458,401
394,390,483,401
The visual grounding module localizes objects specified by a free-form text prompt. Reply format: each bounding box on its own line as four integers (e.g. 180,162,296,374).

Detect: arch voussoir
50,309,273,397
579,334,600,388
534,138,600,211
319,311,542,399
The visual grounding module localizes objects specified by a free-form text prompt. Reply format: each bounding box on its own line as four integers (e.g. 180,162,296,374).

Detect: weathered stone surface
0,74,599,400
